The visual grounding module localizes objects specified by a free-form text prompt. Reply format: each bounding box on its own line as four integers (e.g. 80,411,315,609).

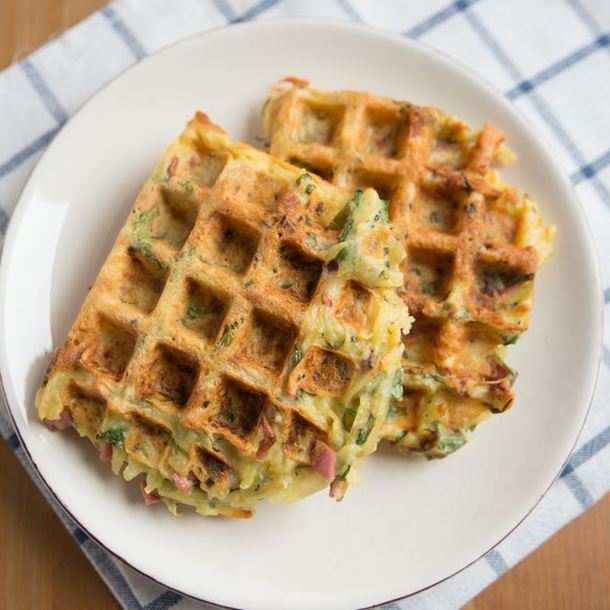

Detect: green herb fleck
423,371,444,385
296,172,316,194
355,414,375,445
217,321,238,348
339,219,354,242
436,425,467,456
390,370,404,401
336,464,351,481
127,242,163,269
429,211,441,224
501,333,520,346
292,349,303,367
187,303,204,319
133,207,160,230
280,281,293,289
335,247,349,262
328,189,363,231
341,406,357,431
98,427,127,449
178,180,193,194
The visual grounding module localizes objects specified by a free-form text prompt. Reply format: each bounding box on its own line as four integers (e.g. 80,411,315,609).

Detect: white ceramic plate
0,19,602,610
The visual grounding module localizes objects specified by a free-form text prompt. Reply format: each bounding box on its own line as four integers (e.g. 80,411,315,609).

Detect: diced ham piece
329,479,347,502
167,156,179,177
322,294,333,308
282,191,300,212
43,407,72,432
311,440,337,480
172,472,196,493
486,360,510,382
256,415,276,460
98,441,113,462
140,480,161,506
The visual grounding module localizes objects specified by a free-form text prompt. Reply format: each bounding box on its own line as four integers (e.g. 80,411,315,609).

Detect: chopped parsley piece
296,172,316,194
341,406,357,431
98,427,127,449
133,207,160,230
501,333,520,346
436,425,467,456
217,321,238,348
481,271,534,296
339,219,354,242
336,464,351,481
335,247,349,262
389,370,404,401
423,371,444,384
292,349,303,367
187,303,205,319
179,179,194,194
127,242,163,269
355,414,375,445
328,189,363,231
280,281,293,289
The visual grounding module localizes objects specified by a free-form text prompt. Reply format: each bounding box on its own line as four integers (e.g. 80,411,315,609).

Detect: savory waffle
263,79,553,458
36,112,412,516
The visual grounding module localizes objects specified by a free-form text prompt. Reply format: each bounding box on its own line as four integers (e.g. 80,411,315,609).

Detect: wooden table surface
1,2,609,609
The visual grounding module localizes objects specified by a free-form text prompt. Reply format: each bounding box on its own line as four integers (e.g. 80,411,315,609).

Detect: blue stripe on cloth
234,0,282,23
565,0,605,37
19,59,68,125
562,424,610,478
81,538,143,610
485,549,509,576
73,527,89,544
143,591,183,610
506,34,610,100
0,206,9,234
8,433,20,449
604,286,610,304
562,471,594,508
603,345,610,369
0,126,60,180
571,148,610,184
336,0,364,22
101,5,146,60
406,0,480,39
211,0,237,22
464,11,610,210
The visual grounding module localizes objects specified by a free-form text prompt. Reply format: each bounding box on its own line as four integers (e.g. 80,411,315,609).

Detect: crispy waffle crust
263,79,554,458
36,112,412,516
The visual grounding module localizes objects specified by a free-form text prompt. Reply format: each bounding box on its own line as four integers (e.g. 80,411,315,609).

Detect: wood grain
0,2,608,609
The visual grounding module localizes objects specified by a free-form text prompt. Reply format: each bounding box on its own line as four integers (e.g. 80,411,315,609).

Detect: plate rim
0,16,603,609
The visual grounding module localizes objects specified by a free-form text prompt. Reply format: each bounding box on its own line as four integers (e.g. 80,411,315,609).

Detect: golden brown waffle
36,112,412,516
264,79,553,458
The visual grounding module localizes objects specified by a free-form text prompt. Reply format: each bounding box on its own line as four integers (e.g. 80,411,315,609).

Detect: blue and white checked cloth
1,1,609,608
